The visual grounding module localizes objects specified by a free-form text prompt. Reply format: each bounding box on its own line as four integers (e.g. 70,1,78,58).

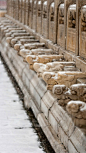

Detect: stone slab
50,101,75,136
70,127,86,153
37,113,67,153
30,75,47,98
30,82,41,109
68,141,79,153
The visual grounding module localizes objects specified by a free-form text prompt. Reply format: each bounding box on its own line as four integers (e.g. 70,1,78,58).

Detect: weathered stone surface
33,62,64,77
14,43,23,52
30,98,41,118
4,27,22,33
76,57,86,72
5,29,26,37
42,71,86,90
12,33,30,38
11,36,35,46
30,82,41,108
30,48,53,55
70,127,86,153
52,85,67,95
19,49,30,58
26,54,64,70
49,111,59,134
70,84,86,97
66,101,86,128
1,11,86,152
37,113,67,153
30,75,47,98
58,126,69,150
20,39,39,45
24,43,45,50
20,48,54,59
50,101,75,136
68,141,78,153
37,55,64,64
41,91,57,119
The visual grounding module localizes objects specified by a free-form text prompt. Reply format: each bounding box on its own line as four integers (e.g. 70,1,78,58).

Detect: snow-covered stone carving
66,101,86,128
24,43,45,50
6,33,30,45
5,29,26,37
11,36,35,46
33,61,76,77
26,55,64,70
20,39,39,45
42,71,86,90
19,48,53,58
4,27,22,34
14,43,23,52
37,55,64,63
70,84,86,102
52,85,67,95
12,33,30,38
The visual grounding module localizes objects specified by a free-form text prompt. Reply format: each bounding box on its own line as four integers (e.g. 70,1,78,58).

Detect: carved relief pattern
80,5,86,58
67,28,76,52
57,4,64,48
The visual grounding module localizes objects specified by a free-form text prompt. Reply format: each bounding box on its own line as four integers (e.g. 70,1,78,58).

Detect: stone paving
0,57,46,153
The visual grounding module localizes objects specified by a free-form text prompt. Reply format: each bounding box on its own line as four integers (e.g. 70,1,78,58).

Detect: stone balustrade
0,16,86,153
